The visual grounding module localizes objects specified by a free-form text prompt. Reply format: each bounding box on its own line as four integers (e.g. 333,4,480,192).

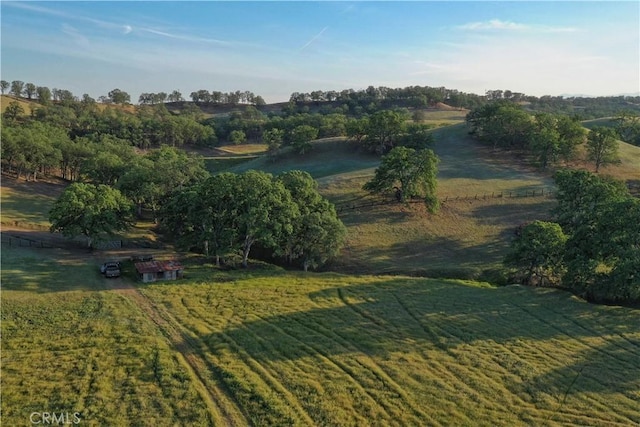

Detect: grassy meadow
139,268,640,426
3,245,638,426
1,247,212,426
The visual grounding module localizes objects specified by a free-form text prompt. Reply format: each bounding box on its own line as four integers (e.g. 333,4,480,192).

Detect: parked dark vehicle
100,261,121,278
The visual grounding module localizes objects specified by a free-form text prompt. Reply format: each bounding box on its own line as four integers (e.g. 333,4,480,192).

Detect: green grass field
1,247,212,426
3,248,639,426
0,180,62,229
312,125,556,276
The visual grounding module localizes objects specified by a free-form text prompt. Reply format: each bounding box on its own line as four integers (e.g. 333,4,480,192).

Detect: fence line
336,187,555,213
1,234,55,248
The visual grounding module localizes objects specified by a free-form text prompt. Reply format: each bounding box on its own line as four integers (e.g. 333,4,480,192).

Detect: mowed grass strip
1,247,212,426
140,268,640,426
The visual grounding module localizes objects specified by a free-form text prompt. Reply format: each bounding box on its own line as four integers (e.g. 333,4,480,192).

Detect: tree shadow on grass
471,200,557,228
196,277,640,397
333,235,510,277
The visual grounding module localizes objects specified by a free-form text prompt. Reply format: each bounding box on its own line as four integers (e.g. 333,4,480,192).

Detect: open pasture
135,267,640,426
5,245,637,426
0,178,63,230
318,124,555,276
0,247,212,426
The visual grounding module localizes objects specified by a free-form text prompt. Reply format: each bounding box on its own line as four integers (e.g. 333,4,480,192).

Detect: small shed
134,260,184,283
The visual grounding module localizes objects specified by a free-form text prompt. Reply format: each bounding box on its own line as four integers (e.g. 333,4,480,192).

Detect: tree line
48,169,346,271
1,79,267,108
466,100,620,172
505,170,639,304
289,85,486,111
2,100,215,182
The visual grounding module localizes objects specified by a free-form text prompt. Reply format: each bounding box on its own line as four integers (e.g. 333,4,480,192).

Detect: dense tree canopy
504,221,567,287
49,183,134,248
504,170,638,304
160,170,345,270
276,171,346,271
467,101,587,169
364,146,440,211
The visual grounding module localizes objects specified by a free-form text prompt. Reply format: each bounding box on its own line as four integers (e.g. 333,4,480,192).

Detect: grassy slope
3,249,639,426
228,137,381,179
0,95,38,115
579,119,640,181
317,125,555,276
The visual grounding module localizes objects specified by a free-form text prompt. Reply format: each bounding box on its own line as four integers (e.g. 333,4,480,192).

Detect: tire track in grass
514,302,640,371
428,297,640,426
543,304,640,354
303,290,446,425
196,289,419,425
333,288,485,421
249,312,427,426
401,293,640,427
265,316,416,426
174,295,325,426
235,315,370,426
107,280,250,427
387,290,576,426
181,294,410,426
176,300,317,427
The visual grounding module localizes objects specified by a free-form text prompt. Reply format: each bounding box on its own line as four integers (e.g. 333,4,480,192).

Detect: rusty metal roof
134,260,183,274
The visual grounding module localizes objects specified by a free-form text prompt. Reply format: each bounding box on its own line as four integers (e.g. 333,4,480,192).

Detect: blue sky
1,1,638,103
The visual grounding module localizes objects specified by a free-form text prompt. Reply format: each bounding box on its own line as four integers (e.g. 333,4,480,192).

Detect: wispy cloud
299,26,329,52
6,2,133,35
456,19,578,33
457,19,526,31
61,23,90,49
138,28,231,45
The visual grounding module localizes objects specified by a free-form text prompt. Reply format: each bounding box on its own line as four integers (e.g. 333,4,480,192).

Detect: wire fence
1,233,142,251
335,187,555,214
1,234,57,249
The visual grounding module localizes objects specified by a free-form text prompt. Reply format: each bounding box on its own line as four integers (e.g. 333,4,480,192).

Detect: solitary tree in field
364,146,440,212
0,80,8,94
587,127,619,172
49,183,134,249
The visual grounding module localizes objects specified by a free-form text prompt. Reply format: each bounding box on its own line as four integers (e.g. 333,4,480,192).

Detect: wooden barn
134,260,184,283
